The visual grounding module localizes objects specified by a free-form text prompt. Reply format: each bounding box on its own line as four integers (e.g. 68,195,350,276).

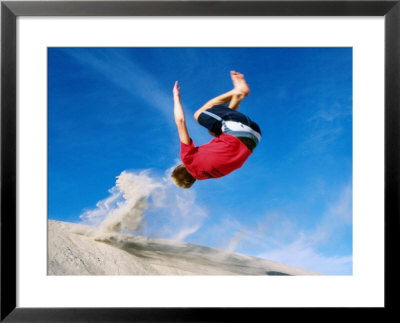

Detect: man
171,71,261,189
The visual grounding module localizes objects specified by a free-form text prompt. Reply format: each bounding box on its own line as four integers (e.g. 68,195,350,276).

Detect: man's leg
228,70,250,109
194,71,250,122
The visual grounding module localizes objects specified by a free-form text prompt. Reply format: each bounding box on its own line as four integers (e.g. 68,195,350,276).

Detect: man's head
171,164,196,189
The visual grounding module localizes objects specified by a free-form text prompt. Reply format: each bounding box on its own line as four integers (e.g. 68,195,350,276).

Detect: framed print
1,0,399,321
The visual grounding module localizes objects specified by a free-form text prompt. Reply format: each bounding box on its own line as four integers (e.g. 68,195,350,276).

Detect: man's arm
173,81,191,145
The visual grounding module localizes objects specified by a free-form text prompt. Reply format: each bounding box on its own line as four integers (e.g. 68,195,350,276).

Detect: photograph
2,0,397,319
47,47,353,276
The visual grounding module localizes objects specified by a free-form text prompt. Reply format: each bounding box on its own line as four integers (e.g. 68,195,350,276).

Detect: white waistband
222,121,262,142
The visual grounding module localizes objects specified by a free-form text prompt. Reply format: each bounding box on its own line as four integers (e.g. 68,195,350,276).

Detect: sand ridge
48,220,320,276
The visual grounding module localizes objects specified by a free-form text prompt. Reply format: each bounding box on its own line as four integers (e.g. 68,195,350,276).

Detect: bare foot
230,70,250,97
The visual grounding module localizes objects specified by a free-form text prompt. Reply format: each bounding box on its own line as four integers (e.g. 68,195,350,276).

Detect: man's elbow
175,118,186,126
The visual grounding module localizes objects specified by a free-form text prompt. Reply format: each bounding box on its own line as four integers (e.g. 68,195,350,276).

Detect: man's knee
194,105,210,122
194,110,201,122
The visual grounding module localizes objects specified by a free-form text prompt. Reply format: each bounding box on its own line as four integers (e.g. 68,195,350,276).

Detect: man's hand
173,81,181,99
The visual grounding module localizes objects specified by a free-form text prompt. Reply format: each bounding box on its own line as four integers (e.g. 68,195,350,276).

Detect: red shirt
180,133,252,180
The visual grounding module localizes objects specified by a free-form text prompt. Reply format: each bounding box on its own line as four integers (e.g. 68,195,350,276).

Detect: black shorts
198,105,261,136
198,105,262,150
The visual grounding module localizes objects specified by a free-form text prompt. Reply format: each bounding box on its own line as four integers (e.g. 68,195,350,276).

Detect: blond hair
171,164,196,189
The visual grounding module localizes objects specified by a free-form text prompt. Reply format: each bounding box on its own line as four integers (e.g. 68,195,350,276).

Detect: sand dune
48,220,320,276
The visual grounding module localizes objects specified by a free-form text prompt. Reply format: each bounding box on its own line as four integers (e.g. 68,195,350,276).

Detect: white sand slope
48,220,320,276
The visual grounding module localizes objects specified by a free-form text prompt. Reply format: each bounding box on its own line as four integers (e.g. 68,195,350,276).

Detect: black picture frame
1,0,399,321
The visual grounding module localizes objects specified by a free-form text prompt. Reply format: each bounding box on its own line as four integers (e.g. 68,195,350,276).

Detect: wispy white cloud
258,235,352,275
212,185,353,275
310,185,352,245
308,126,344,146
60,48,174,125
298,101,352,156
307,102,352,124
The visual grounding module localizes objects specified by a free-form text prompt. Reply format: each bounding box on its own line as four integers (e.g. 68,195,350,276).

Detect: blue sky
48,47,352,275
